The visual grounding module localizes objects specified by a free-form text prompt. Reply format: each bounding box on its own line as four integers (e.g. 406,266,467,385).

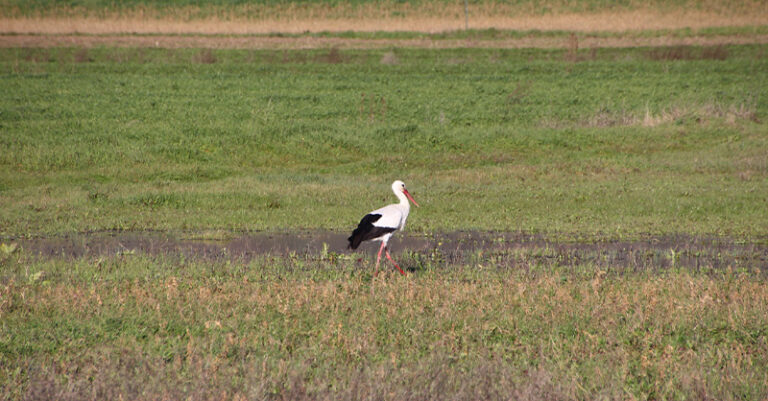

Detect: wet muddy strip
8,231,768,270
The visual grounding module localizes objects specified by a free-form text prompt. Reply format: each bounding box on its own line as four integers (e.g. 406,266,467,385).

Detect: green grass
1,0,758,17
2,42,767,399
1,251,767,400
1,45,767,238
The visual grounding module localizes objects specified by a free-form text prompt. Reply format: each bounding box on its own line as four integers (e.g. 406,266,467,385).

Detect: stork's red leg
374,241,386,276
385,248,406,276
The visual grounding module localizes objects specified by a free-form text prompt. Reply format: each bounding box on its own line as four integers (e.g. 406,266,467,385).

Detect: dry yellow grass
5,254,768,399
1,5,767,35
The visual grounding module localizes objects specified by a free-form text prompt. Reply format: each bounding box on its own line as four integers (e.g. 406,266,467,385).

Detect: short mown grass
1,250,767,400
1,45,766,238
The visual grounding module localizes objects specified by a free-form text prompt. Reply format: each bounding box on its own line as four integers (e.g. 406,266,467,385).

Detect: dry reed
1,4,767,35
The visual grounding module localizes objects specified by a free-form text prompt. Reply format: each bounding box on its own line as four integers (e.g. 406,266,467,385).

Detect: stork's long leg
385,247,406,276
374,241,386,276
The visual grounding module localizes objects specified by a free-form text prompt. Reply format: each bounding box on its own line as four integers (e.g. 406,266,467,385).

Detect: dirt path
2,33,768,49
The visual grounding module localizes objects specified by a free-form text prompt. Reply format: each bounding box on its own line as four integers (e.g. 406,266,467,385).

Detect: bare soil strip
13,231,768,270
2,33,768,49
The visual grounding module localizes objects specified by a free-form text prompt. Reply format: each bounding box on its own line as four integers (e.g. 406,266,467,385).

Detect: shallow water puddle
9,231,768,270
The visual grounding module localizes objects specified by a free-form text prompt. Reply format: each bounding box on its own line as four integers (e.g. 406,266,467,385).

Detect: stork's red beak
403,189,419,207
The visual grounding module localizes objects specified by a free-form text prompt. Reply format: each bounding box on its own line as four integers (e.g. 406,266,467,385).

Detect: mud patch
9,231,768,271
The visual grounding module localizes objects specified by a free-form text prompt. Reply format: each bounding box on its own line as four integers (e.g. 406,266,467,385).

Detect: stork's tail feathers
348,214,376,249
347,228,363,250
347,233,362,250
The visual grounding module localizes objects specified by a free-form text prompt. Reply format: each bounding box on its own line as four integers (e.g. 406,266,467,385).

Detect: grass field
1,45,767,238
2,2,768,398
2,250,767,400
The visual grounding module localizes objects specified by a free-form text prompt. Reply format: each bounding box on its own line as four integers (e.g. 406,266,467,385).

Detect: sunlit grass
2,7,767,399
1,252,767,400
1,46,766,238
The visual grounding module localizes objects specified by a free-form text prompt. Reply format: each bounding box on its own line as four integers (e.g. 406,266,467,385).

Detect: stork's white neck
395,189,410,206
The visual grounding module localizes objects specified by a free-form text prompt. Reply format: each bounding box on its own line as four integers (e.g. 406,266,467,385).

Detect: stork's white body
348,180,418,276
367,199,410,241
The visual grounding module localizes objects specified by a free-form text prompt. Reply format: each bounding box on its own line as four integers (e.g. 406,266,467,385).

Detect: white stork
348,180,419,276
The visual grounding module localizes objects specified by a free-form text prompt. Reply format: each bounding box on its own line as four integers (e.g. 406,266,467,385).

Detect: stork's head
392,180,419,207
